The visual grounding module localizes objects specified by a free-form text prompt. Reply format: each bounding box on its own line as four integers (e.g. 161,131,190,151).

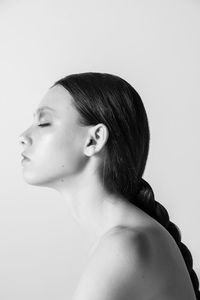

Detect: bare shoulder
92,225,153,267
73,225,196,300
73,226,153,300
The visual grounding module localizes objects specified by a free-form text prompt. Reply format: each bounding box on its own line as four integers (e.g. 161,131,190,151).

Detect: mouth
21,157,31,165
21,153,31,161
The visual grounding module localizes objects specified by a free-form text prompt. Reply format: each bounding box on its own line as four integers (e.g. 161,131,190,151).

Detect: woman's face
19,84,89,189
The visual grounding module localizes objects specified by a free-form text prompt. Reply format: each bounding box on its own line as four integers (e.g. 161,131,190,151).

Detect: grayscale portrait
0,0,199,299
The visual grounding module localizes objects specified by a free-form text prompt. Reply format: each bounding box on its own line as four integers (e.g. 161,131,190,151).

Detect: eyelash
38,123,51,127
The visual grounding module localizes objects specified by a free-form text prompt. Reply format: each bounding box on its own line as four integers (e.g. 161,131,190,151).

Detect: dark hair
52,72,200,299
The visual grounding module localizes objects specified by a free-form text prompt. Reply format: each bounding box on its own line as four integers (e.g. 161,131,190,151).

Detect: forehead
36,85,78,119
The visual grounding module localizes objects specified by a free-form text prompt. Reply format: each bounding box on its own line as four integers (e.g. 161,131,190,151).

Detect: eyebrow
33,106,56,117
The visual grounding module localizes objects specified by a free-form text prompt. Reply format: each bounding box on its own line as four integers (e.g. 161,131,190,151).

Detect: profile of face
19,85,102,190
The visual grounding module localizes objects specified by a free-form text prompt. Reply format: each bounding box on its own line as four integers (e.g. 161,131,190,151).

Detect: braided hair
52,72,200,299
134,178,200,299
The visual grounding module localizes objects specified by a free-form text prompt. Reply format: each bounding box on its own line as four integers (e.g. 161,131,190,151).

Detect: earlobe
86,146,95,157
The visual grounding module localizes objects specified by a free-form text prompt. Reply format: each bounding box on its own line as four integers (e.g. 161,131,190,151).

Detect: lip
21,157,31,165
21,153,31,160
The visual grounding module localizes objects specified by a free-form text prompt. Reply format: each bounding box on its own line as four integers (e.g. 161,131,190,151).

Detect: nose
18,132,32,146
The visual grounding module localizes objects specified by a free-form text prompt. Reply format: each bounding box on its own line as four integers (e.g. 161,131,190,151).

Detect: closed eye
38,123,51,127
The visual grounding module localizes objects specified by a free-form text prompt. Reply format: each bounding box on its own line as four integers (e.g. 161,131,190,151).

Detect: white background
0,0,199,299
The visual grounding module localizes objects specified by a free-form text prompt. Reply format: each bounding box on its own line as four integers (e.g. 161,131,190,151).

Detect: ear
84,123,109,157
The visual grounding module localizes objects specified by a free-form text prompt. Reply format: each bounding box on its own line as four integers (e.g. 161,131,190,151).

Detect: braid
131,178,200,299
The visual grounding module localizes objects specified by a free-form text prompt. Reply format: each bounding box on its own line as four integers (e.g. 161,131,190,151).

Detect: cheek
56,134,86,174
34,130,86,174
22,127,89,186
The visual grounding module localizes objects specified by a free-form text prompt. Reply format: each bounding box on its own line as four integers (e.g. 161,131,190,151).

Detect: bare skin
19,85,196,300
77,210,196,300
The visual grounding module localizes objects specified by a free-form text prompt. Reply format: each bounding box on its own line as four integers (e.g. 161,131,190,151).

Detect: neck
60,186,128,239
52,166,147,244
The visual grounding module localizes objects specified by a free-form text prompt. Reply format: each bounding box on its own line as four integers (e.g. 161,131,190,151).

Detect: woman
19,72,199,300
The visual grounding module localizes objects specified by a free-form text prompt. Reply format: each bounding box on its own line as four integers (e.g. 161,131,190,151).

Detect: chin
22,171,54,187
22,169,66,190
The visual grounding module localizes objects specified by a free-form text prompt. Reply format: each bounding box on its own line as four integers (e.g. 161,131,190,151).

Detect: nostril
19,136,26,144
19,135,32,146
